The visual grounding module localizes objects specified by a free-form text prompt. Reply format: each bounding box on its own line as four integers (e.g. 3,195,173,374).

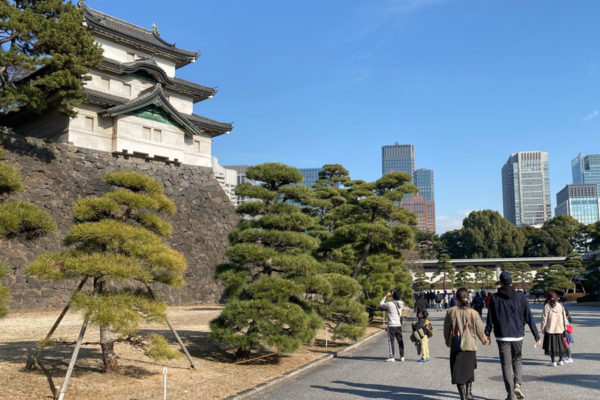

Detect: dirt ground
0,305,385,400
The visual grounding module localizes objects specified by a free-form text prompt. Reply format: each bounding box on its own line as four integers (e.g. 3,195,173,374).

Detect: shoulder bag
450,308,472,353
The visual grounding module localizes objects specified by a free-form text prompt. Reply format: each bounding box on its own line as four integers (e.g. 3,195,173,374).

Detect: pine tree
455,266,475,289
0,0,103,116
514,262,533,290
564,252,585,293
27,171,185,371
412,270,430,293
211,163,323,358
0,144,55,317
474,266,495,289
434,254,455,290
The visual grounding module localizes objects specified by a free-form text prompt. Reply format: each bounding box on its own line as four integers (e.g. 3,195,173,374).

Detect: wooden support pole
56,317,89,400
146,285,197,369
26,277,89,370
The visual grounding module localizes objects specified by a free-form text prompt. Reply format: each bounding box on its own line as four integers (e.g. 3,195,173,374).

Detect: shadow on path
537,374,600,391
311,381,494,400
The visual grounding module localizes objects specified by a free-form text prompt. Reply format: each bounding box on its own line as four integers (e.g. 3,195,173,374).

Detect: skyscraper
382,143,415,175
555,184,600,225
298,168,322,188
413,168,434,203
572,153,600,187
382,143,435,232
502,151,551,227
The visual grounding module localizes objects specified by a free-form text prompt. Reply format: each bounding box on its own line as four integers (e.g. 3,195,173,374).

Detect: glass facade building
502,151,551,227
298,168,322,188
399,195,436,232
555,184,600,225
414,168,434,202
382,143,416,175
572,153,600,187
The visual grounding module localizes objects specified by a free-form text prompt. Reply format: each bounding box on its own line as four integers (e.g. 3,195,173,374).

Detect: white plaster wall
166,91,193,114
67,105,113,152
113,115,184,161
95,37,176,77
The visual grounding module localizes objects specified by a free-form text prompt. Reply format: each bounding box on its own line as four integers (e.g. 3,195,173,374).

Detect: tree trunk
352,232,373,279
100,326,119,373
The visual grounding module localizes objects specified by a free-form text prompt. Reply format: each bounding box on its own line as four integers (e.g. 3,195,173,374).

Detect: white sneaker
558,360,564,366
550,362,557,367
400,357,405,362
567,358,574,363
385,357,395,362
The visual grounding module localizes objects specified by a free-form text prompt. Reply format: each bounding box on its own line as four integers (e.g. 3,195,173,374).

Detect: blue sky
88,0,600,233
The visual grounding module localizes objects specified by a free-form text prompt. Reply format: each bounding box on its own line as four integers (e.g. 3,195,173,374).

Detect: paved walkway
251,303,600,400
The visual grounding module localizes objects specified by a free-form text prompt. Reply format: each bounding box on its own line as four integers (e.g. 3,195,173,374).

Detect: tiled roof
82,6,198,68
100,58,215,102
88,85,231,137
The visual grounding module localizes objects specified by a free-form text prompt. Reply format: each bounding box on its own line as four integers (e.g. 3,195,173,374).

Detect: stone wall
0,135,239,309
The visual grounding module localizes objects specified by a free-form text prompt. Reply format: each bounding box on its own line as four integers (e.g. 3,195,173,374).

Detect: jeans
497,340,523,397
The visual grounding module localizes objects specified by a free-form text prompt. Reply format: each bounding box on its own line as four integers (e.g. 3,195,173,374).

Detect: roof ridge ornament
151,22,159,35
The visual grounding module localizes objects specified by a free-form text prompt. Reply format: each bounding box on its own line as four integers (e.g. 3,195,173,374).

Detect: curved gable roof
100,58,216,102
82,6,198,68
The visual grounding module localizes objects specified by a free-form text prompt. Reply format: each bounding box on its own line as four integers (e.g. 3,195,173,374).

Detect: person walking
472,292,485,318
414,294,428,318
380,290,405,362
435,291,443,311
540,290,568,367
563,309,574,363
444,287,489,400
418,310,433,362
485,271,540,400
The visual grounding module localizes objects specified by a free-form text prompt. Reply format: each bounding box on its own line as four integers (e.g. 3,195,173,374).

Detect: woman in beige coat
540,290,568,366
444,287,490,400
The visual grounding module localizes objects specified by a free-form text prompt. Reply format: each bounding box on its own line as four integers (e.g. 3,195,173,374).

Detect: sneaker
400,357,405,362
513,383,525,399
549,362,557,367
418,358,425,363
566,358,574,363
558,361,564,366
385,357,395,362
424,358,430,362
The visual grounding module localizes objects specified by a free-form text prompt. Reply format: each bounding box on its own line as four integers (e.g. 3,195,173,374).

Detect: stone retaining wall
0,135,238,309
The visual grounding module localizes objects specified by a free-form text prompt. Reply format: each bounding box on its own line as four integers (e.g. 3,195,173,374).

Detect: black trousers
387,326,404,358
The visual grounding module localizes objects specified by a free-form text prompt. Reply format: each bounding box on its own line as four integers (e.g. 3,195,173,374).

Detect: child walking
415,310,433,362
564,309,574,363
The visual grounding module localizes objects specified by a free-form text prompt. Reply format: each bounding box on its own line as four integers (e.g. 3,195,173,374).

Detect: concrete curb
224,328,387,400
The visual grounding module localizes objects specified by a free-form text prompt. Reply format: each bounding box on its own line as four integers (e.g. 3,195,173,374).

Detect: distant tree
461,210,525,258
523,216,583,257
583,260,600,295
514,262,533,290
501,263,517,276
588,221,600,251
474,266,495,289
0,143,55,317
412,270,430,293
0,0,103,116
454,266,475,289
27,172,183,371
433,254,455,290
532,265,574,294
414,229,443,259
440,229,466,259
564,252,585,294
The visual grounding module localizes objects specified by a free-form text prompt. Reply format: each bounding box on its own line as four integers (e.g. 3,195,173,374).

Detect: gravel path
251,303,600,400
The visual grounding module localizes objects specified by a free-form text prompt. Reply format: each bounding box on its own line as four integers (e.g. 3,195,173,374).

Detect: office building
298,168,322,188
413,168,434,203
555,184,600,225
572,153,600,187
502,151,551,227
382,143,416,175
399,195,436,232
223,165,259,206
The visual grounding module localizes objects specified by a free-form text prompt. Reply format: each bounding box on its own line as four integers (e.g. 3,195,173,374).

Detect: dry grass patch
0,305,384,400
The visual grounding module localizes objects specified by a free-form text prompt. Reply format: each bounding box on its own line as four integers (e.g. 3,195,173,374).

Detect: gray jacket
380,296,404,327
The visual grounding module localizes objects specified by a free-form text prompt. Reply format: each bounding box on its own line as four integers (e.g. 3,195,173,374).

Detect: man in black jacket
485,271,541,400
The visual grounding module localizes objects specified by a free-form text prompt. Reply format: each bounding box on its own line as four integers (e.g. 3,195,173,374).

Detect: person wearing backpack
418,310,433,362
444,287,489,400
380,289,405,362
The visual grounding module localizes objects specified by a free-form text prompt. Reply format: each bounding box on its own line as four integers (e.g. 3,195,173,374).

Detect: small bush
144,334,180,360
0,201,56,238
0,162,23,194
564,293,585,302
